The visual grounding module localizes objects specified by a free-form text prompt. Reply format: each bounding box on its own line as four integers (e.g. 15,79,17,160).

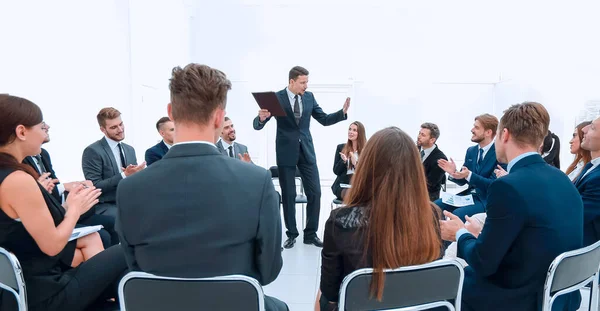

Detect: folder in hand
252,92,286,116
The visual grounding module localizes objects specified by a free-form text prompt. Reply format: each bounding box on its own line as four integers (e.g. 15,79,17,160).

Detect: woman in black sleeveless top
0,95,128,311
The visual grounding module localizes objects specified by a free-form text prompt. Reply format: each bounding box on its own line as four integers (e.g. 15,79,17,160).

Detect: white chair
542,240,600,311
338,259,464,311
119,272,265,311
0,247,27,311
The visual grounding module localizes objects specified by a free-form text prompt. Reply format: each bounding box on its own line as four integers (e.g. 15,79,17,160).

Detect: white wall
189,0,600,183
0,0,191,181
2,0,600,183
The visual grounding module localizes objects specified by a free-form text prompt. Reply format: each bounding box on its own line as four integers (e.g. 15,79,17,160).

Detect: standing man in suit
436,114,505,221
145,117,174,166
578,118,600,246
417,122,448,201
217,117,252,163
440,102,582,311
253,66,350,249
82,107,145,218
116,63,287,311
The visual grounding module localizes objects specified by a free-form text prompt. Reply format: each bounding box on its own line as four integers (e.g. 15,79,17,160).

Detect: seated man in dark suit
116,63,288,311
23,122,116,247
578,117,600,246
436,114,506,221
82,107,145,218
440,102,582,311
417,122,447,201
217,116,252,163
145,116,174,166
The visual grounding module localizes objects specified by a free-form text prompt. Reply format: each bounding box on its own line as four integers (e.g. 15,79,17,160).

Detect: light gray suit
82,137,137,217
216,140,250,161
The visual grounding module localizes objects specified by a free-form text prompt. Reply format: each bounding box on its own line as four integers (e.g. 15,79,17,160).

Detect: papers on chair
340,183,352,189
441,193,474,207
69,225,103,241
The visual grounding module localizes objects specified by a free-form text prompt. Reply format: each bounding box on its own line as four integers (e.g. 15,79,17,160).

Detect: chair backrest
0,247,27,311
338,259,464,311
119,272,265,311
542,240,600,311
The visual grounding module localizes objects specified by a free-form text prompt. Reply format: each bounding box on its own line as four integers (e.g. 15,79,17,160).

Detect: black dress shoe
283,237,296,249
303,237,324,247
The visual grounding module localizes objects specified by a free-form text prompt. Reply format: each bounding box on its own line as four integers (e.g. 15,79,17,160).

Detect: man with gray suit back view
116,64,288,311
81,107,146,218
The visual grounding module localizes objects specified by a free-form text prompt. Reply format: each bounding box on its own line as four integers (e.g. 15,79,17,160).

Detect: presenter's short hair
289,66,309,81
169,63,232,125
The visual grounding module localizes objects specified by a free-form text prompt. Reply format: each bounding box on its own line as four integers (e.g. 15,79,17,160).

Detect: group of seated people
0,63,599,311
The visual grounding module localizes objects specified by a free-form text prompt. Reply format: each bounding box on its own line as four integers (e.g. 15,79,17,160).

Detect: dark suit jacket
421,145,447,201
23,148,61,202
450,144,505,205
331,143,352,200
145,141,169,166
116,143,283,286
216,140,251,162
81,137,137,205
576,164,600,246
253,89,347,166
457,154,582,311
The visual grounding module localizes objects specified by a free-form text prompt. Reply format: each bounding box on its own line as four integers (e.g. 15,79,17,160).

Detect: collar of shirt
219,139,234,150
478,140,494,159
104,136,121,149
174,140,217,148
586,157,600,175
507,152,539,173
163,141,172,149
286,87,302,113
421,145,437,162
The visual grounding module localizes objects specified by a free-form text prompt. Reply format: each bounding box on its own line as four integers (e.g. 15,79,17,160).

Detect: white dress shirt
567,160,585,182
421,145,437,163
219,139,235,157
582,157,600,179
174,140,217,148
466,141,495,182
286,87,302,115
164,141,172,149
104,136,127,179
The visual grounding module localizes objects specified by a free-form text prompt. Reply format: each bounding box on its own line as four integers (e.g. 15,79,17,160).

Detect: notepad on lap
340,184,352,189
441,192,474,207
69,225,103,241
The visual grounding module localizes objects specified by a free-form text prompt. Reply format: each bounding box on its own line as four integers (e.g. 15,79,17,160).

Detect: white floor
263,185,593,311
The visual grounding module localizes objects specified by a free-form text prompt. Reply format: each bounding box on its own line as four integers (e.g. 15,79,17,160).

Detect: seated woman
331,121,366,201
0,95,128,311
566,121,592,182
317,126,442,311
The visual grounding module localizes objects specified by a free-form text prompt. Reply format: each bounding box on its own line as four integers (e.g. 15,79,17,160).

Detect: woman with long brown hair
0,95,127,311
317,126,442,311
331,121,366,200
566,121,592,181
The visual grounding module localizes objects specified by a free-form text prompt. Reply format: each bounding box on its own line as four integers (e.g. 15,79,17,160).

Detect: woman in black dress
331,121,366,201
0,95,128,311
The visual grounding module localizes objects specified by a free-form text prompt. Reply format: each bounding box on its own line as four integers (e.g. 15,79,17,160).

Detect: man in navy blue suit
436,114,505,221
579,117,600,246
145,117,174,166
440,102,583,311
253,66,349,249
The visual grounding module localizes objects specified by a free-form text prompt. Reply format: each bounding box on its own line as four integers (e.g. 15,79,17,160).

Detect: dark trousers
8,245,128,311
278,146,321,239
433,198,485,222
79,213,119,247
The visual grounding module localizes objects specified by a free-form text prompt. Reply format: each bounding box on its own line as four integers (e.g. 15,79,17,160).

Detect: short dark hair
169,63,232,125
224,116,230,122
289,66,309,81
499,102,550,148
420,122,440,140
155,117,171,131
97,107,121,127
